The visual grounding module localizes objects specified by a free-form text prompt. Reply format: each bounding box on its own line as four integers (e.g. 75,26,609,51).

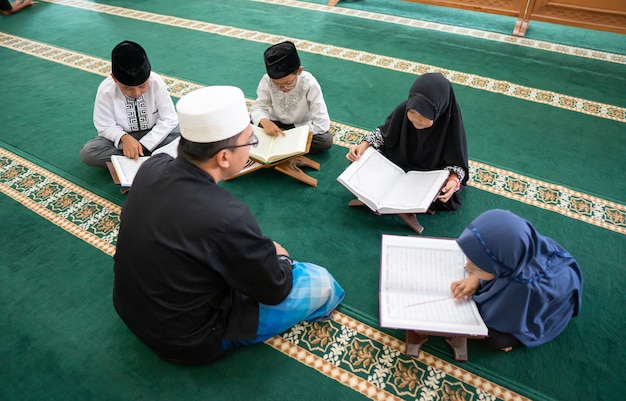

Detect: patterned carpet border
271,311,531,401
35,0,626,123
0,148,119,256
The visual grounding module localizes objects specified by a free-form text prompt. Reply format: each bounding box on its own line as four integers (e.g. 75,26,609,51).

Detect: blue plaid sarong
222,261,345,350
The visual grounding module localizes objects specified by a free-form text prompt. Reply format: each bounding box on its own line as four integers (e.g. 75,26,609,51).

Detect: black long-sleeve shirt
113,155,293,365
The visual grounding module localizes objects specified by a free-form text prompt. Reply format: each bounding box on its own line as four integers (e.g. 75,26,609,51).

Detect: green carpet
1,1,625,400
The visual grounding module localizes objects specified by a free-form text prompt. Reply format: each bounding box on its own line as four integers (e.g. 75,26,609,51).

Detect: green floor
1,1,625,400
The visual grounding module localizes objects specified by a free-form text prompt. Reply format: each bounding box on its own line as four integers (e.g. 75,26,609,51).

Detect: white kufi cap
176,86,250,143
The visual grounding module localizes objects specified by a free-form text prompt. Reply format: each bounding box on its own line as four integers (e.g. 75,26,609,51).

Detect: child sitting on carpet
79,40,179,168
249,41,333,154
346,73,468,211
451,209,583,351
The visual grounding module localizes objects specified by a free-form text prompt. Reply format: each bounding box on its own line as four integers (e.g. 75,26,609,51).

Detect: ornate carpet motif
0,147,119,256
271,311,531,401
37,0,626,123
256,0,626,66
0,146,528,401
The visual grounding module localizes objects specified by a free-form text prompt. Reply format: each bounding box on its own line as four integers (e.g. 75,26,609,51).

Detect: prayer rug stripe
36,0,626,123
0,34,624,234
0,146,119,256
254,0,626,66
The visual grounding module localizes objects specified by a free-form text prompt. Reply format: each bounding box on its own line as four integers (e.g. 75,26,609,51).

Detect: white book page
379,235,487,336
383,295,485,333
110,155,149,187
380,170,448,211
250,126,273,162
250,125,309,163
152,137,179,158
268,125,309,157
337,148,404,210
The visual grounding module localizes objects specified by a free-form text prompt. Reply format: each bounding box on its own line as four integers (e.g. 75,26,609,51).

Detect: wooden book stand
225,132,319,187
105,161,130,194
406,330,484,362
348,199,436,234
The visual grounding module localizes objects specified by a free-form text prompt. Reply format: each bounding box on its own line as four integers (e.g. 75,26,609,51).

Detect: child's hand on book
260,119,285,137
437,175,460,203
121,134,144,160
450,275,480,300
437,181,456,203
346,142,370,162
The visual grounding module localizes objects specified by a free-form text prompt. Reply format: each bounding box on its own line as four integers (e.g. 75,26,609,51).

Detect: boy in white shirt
80,40,179,168
250,41,332,154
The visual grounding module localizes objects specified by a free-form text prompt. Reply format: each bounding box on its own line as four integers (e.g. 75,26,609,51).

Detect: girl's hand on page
346,142,370,162
437,180,456,203
450,275,480,300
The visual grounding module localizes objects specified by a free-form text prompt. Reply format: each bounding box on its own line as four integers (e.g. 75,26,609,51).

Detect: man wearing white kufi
112,86,344,365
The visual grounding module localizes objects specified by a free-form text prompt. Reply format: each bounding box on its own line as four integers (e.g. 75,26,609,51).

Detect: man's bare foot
501,346,513,352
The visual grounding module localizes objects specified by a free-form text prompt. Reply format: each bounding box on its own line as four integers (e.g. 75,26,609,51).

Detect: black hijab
378,73,469,185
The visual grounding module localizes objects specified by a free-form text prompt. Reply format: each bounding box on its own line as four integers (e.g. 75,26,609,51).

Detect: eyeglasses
271,74,298,90
223,133,259,151
208,133,259,159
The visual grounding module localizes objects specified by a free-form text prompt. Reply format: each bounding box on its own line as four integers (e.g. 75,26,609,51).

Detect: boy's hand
346,142,370,162
260,119,285,137
450,275,480,300
121,134,144,160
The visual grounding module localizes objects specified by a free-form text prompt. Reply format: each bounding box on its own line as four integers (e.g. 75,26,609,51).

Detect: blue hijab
455,209,583,347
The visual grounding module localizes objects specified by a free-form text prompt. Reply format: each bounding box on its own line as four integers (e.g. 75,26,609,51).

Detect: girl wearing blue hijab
451,209,583,350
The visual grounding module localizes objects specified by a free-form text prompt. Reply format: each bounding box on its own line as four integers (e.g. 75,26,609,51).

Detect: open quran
250,125,310,164
379,234,488,336
338,148,449,214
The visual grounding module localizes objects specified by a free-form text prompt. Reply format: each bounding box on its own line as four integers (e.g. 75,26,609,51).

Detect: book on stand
379,234,488,336
250,125,310,164
337,147,449,214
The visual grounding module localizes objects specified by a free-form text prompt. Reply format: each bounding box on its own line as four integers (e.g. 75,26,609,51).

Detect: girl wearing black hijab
347,73,468,210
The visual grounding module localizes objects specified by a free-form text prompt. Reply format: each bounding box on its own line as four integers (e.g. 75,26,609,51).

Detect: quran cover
337,147,449,214
250,125,310,164
379,234,488,336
